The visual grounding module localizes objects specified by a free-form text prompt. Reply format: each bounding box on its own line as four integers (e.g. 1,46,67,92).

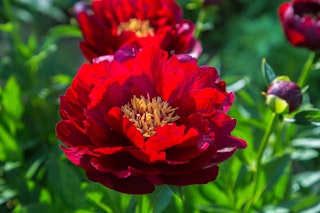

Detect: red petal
56,121,91,147
145,124,198,151
165,140,210,162
86,171,155,194
104,107,145,148
61,145,96,171
157,165,219,185
207,111,236,139
59,95,86,128
128,149,166,163
90,155,131,178
154,141,217,174
93,146,127,155
122,117,145,149
178,88,231,116
224,135,247,149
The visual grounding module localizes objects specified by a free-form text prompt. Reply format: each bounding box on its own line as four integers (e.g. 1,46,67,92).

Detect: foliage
1,0,320,212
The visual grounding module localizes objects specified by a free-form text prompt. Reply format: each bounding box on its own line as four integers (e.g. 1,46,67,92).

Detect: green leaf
293,171,320,188
280,195,320,212
261,58,277,86
262,205,290,213
2,76,23,120
47,157,85,210
83,183,114,213
294,109,320,126
26,157,45,179
0,124,22,161
262,154,291,195
0,22,14,33
42,25,82,49
291,138,320,149
226,77,248,92
149,186,174,213
3,161,21,171
299,203,320,213
12,203,63,213
0,186,16,205
51,74,72,85
291,148,318,161
167,186,184,202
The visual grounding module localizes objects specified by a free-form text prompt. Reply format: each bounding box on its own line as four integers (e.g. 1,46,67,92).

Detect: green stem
244,112,277,211
256,113,277,166
297,52,316,87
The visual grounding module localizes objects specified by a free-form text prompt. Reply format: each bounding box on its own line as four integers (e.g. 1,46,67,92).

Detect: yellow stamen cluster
117,18,154,37
121,95,180,138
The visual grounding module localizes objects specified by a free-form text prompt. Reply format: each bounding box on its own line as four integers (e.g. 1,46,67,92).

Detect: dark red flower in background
74,0,202,62
279,0,320,50
56,45,246,194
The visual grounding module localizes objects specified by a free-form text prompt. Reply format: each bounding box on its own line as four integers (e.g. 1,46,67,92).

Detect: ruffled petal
61,145,97,171
86,171,155,194
157,165,219,185
56,121,91,147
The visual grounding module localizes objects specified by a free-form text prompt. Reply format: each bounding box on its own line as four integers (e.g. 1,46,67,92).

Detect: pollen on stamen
121,95,180,138
117,18,155,37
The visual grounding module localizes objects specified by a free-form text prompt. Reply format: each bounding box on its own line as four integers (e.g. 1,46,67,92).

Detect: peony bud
266,77,302,114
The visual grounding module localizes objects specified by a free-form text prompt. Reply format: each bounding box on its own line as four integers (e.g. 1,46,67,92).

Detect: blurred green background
1,0,320,212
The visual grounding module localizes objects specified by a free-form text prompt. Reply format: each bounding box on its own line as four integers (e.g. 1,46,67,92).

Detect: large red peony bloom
56,45,246,194
279,0,320,50
73,0,202,62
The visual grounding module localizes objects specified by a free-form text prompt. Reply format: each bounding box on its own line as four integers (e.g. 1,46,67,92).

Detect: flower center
117,18,154,37
121,95,180,138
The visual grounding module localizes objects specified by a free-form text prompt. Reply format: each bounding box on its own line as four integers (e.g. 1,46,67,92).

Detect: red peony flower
56,45,246,194
73,0,202,62
279,0,320,50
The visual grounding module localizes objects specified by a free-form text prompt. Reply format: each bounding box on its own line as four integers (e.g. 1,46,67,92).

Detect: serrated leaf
294,109,320,126
261,58,277,86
